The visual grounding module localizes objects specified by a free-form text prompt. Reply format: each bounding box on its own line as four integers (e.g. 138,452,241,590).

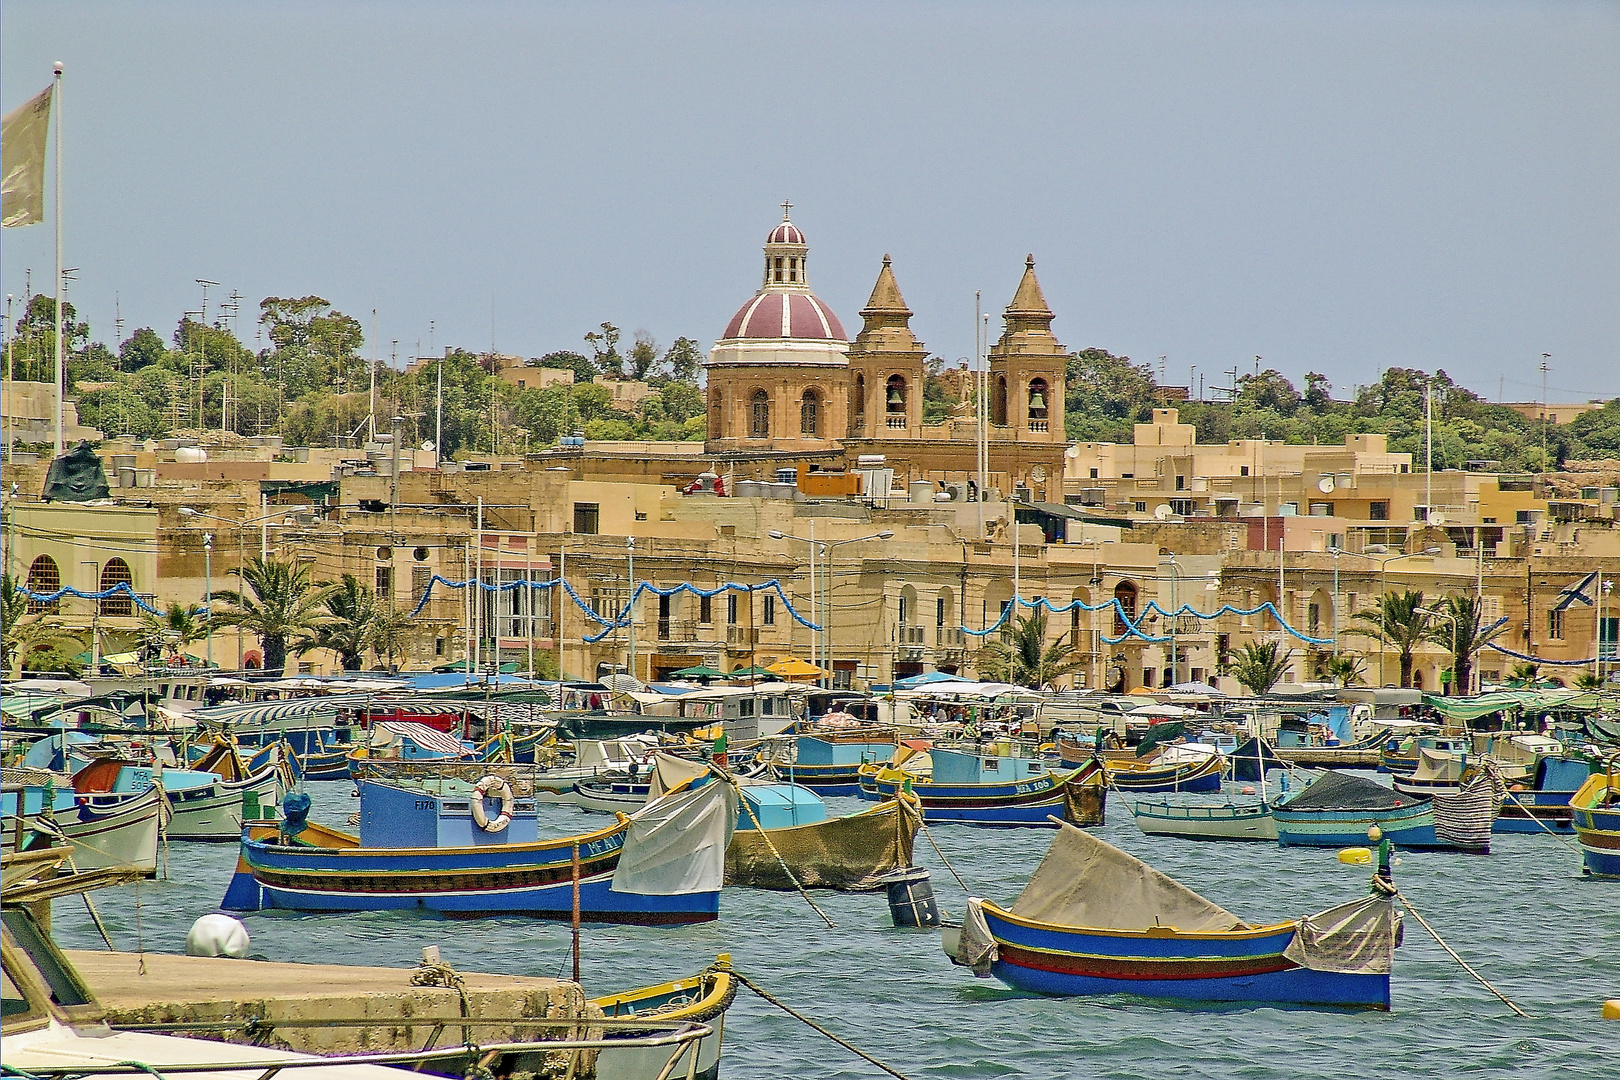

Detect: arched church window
992,376,1008,426
853,375,866,418
773,257,784,283
751,391,770,438
800,390,819,436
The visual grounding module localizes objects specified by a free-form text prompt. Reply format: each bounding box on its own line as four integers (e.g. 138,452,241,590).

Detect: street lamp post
202,533,213,670
1416,606,1460,694
1162,553,1180,687
1333,544,1442,687
770,529,893,687
179,505,302,668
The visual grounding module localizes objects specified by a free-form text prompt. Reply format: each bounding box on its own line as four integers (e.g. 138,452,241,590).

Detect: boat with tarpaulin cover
220,776,735,922
1273,770,1498,853
944,820,1401,1009
859,743,1105,827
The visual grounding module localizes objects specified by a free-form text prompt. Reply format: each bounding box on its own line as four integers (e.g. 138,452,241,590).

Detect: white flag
1,83,53,228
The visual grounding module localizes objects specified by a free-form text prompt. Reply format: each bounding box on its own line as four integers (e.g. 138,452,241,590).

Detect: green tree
1317,653,1366,688
658,337,704,384
212,556,338,674
1425,593,1510,696
978,609,1085,689
1350,590,1430,688
366,605,415,671
653,381,704,424
137,601,209,660
2,574,86,677
584,322,623,379
1222,640,1294,695
626,331,660,381
1235,369,1302,417
537,350,596,381
310,574,376,671
120,327,169,370
1064,348,1157,441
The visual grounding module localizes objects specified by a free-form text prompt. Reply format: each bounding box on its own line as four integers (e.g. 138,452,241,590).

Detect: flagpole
52,61,63,456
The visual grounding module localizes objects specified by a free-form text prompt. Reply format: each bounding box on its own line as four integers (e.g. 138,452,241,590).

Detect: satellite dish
1430,513,1446,526
1317,476,1335,494
421,440,436,452
1154,504,1172,521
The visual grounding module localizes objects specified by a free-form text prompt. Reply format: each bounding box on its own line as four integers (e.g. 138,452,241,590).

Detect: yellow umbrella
766,657,827,681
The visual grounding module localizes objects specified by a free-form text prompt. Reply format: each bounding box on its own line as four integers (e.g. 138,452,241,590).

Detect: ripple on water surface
47,783,1620,1079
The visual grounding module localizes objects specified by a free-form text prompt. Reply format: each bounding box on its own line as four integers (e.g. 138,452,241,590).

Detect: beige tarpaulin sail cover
1282,894,1400,975
955,821,1398,978
726,796,921,890
1411,748,1465,784
611,777,736,896
647,751,711,799
1009,821,1246,932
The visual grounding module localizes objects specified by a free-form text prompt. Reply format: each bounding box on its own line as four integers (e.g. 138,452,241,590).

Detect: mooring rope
914,816,970,896
1386,880,1529,1018
1499,790,1584,856
732,970,915,1080
719,769,835,928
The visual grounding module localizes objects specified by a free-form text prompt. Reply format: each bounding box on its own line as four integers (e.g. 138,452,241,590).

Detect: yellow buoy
1603,999,1620,1020
1338,847,1373,865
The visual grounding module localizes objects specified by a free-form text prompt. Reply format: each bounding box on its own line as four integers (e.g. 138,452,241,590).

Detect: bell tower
844,255,926,438
987,255,1065,444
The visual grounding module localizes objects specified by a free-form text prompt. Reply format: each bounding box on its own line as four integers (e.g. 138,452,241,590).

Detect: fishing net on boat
1008,822,1246,932
1283,894,1401,974
1280,771,1411,811
1432,767,1505,850
726,795,921,890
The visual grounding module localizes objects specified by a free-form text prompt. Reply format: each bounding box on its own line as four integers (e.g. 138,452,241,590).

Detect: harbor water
49,781,1619,1079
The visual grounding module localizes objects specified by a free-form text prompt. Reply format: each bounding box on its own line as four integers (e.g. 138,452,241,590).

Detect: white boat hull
1130,799,1278,841
165,767,282,841
2,786,167,873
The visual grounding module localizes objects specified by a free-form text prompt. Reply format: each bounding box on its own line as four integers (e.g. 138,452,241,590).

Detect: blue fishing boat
221,776,735,922
1496,757,1590,834
1571,763,1620,878
859,744,1105,827
1273,771,1492,853
772,729,897,796
1378,733,1462,776
945,821,1399,1009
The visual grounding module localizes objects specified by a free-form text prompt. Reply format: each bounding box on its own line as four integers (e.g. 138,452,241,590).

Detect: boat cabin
736,783,826,831
795,732,895,768
358,780,544,847
928,747,1048,785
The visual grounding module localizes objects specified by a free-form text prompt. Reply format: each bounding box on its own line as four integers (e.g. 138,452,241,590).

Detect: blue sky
2,1,1615,401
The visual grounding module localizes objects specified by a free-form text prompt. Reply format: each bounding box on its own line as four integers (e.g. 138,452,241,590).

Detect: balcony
937,627,965,649
898,624,926,646
885,415,907,430
726,626,760,651
1028,419,1048,434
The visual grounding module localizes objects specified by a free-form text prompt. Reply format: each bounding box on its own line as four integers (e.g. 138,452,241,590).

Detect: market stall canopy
668,665,728,680
767,658,827,681
1167,680,1226,696
726,665,776,678
895,671,972,689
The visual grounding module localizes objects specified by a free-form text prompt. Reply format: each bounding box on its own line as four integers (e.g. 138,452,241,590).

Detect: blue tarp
894,671,972,689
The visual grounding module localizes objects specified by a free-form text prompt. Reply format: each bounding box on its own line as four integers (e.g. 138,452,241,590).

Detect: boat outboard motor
280,791,312,842
876,865,940,928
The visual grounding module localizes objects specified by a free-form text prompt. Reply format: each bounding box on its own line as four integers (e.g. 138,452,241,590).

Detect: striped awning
377,721,471,756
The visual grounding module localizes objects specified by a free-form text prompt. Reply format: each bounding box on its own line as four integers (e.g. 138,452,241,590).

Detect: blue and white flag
1552,571,1599,612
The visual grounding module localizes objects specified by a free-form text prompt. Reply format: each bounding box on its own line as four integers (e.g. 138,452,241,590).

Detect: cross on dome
780,199,793,220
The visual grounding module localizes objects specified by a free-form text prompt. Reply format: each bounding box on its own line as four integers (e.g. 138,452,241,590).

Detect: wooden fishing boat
858,744,1105,827
2,770,167,874
1273,771,1492,853
587,957,736,1080
221,778,735,922
1106,747,1225,794
1571,763,1620,879
1496,757,1590,834
1379,733,1467,776
728,783,922,890
944,821,1399,1009
72,755,282,842
1130,797,1277,841
768,728,897,796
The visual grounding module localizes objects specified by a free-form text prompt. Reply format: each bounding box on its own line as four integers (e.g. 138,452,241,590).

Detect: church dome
722,291,846,341
715,205,847,344
767,220,805,245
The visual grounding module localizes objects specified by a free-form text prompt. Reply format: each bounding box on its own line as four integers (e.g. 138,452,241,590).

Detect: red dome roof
722,291,846,341
767,221,805,245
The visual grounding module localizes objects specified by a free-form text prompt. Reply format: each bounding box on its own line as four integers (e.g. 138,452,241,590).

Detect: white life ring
471,774,514,833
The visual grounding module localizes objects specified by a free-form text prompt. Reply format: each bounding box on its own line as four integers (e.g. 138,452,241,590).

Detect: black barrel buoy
877,865,939,928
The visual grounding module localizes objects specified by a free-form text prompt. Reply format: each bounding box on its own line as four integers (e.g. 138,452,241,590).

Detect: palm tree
1349,590,1430,688
212,555,338,674
1508,660,1540,686
1426,593,1510,696
1222,639,1294,696
366,605,415,671
310,574,376,671
1317,653,1366,688
978,609,1085,689
2,573,85,677
138,601,209,661
1575,671,1603,691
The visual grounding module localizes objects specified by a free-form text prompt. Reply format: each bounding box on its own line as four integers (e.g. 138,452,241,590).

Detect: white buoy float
185,913,251,958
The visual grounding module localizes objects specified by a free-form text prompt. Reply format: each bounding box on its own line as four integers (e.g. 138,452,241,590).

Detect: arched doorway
100,558,134,617
1113,580,1139,637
